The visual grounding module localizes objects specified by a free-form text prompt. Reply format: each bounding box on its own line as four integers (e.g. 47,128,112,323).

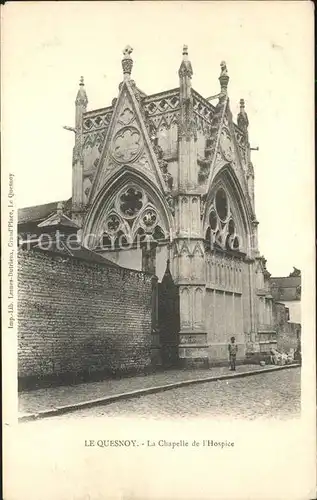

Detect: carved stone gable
118,107,135,126
88,81,167,204
219,128,234,162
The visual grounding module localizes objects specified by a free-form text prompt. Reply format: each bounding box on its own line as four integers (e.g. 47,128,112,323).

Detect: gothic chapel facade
69,46,276,367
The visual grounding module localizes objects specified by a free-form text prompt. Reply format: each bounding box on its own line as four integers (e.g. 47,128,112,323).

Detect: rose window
119,187,143,218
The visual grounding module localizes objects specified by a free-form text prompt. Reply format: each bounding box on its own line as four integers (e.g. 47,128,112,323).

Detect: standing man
228,336,238,371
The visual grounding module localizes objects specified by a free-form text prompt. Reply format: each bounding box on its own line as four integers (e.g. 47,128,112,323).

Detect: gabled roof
29,239,120,267
37,211,79,230
18,199,71,224
20,199,119,268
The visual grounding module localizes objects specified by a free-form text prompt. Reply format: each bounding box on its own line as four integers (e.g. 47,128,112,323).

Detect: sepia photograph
2,2,315,499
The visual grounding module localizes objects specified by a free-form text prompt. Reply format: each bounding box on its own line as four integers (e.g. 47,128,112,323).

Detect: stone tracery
205,187,242,252
112,127,142,163
99,184,168,249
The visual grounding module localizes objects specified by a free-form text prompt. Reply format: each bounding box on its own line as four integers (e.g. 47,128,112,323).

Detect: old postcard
2,1,316,499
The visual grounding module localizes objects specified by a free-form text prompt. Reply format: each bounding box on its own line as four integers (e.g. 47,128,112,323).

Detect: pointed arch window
205,187,242,252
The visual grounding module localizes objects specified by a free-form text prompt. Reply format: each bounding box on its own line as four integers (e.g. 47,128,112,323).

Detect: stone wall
273,301,301,353
204,253,249,364
18,248,153,388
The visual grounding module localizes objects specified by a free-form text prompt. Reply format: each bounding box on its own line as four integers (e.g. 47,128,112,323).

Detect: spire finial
75,75,88,107
237,98,249,135
122,45,133,80
219,61,229,94
178,44,193,78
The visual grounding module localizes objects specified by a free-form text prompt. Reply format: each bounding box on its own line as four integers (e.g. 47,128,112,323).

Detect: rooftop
30,241,119,267
270,274,301,302
18,199,71,225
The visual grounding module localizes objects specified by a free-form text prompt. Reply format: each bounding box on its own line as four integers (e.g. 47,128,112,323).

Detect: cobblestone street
19,363,290,416
12,367,307,500
27,367,300,422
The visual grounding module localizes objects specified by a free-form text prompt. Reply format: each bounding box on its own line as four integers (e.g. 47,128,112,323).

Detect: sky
2,1,314,276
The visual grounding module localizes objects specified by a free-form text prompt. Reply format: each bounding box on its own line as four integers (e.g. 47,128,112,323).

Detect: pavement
18,363,299,422
66,366,301,421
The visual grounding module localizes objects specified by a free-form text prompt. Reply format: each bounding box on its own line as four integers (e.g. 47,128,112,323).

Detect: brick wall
18,248,153,386
273,301,301,353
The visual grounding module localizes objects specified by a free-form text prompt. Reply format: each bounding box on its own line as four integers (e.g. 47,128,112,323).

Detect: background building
270,268,301,323
270,268,301,354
